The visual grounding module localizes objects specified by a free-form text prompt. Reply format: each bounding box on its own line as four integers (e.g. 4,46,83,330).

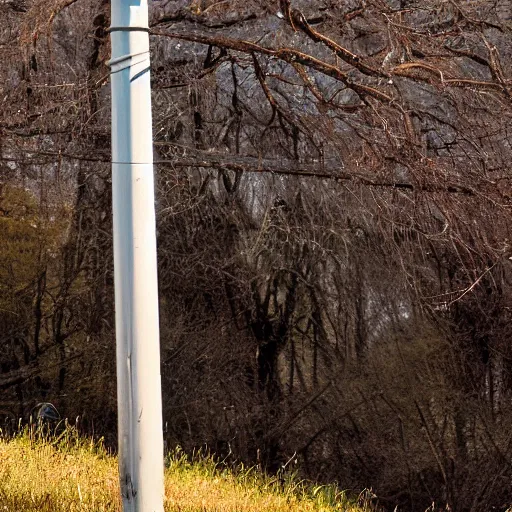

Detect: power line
1,149,475,195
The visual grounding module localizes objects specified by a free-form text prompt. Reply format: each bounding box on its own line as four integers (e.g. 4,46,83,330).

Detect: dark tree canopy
1,1,512,510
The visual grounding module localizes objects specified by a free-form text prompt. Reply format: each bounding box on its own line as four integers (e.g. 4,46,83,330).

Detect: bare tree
1,1,512,510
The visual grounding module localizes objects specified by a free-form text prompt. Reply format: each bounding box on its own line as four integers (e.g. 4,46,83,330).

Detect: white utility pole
109,1,164,511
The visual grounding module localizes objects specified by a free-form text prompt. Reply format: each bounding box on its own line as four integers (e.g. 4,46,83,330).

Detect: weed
0,426,367,511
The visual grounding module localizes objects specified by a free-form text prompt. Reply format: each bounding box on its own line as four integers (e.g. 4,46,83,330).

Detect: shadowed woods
1,1,512,510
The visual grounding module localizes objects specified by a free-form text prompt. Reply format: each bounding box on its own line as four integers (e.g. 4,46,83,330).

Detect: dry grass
0,426,368,512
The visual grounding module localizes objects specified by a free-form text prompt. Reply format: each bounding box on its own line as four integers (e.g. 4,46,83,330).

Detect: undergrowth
0,424,371,511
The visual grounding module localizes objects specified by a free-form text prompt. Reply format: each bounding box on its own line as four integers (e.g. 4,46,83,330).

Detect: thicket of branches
1,1,512,510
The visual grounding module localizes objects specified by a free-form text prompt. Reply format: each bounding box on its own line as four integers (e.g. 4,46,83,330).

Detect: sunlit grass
0,425,369,511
